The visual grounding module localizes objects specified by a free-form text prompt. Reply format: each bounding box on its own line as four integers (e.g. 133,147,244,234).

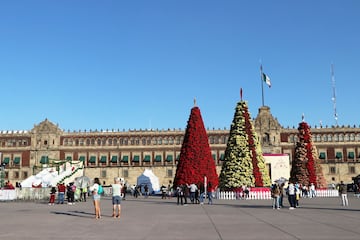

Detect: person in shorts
111,177,123,218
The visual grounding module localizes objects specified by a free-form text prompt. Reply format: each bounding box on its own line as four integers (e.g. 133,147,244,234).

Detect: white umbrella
275,177,288,185
74,176,91,189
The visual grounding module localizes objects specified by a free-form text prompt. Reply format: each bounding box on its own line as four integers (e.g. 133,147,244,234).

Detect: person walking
199,183,205,205
90,177,102,219
279,183,285,207
49,186,57,205
310,183,316,198
160,184,167,199
207,182,214,205
271,183,280,209
338,181,349,206
57,182,66,204
189,183,198,204
111,177,122,219
287,182,296,209
176,185,185,205
81,187,88,202
144,184,149,198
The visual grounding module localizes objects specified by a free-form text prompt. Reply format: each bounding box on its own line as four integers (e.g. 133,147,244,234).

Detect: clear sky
0,1,359,132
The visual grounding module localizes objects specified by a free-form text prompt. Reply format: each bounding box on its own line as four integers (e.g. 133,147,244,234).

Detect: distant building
1,106,359,187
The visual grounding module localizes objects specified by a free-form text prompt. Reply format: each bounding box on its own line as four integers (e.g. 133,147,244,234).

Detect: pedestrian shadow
51,210,93,218
214,202,360,212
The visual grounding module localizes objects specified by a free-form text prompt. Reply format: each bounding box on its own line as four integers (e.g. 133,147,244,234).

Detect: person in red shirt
57,183,66,204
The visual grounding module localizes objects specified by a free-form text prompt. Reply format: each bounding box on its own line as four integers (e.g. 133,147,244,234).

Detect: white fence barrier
217,189,339,200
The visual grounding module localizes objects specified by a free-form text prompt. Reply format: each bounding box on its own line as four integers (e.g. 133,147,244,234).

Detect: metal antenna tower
331,64,338,126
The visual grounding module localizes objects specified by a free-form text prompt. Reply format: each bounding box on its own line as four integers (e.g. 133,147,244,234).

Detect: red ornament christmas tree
173,102,219,188
290,121,326,188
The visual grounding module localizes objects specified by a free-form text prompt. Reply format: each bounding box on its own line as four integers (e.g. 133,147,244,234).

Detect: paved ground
1,194,360,240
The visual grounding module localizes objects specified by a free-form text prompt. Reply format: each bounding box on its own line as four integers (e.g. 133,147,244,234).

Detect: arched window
328,134,332,142
344,134,350,142
356,134,360,141
350,134,355,141
316,135,322,142
339,134,344,142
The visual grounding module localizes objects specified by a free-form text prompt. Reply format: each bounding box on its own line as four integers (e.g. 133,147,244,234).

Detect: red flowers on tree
173,105,218,188
290,121,326,188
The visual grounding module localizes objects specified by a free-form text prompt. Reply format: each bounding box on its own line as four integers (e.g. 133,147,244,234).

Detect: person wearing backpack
271,183,280,209
90,177,102,219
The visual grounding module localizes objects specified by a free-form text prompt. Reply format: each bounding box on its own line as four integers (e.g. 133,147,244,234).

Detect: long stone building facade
1,106,359,187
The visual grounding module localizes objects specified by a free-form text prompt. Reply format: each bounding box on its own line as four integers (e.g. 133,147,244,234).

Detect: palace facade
1,106,359,187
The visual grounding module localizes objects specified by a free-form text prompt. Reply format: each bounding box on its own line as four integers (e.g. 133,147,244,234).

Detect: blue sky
0,1,359,131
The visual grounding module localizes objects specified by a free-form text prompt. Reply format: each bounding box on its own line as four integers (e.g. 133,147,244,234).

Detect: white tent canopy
137,169,160,194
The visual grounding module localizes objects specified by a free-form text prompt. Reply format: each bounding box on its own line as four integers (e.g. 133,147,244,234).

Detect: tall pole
260,64,265,106
331,63,338,126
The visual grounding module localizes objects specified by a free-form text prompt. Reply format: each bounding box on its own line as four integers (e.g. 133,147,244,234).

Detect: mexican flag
262,73,271,88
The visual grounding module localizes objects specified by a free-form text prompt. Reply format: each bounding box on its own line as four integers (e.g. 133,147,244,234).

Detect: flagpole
260,64,265,106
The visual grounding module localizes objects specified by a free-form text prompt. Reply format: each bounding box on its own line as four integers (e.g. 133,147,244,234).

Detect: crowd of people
271,181,317,210
46,177,125,220
271,180,352,209
174,182,215,206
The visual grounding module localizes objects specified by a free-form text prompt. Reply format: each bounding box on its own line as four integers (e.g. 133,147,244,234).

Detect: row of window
0,168,174,180
0,139,29,147
289,133,360,143
1,152,226,166
62,135,228,147
318,151,360,160
329,166,356,174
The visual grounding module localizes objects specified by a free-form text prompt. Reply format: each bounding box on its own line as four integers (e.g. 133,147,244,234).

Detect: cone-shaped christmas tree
311,146,327,188
290,121,326,188
173,102,218,188
219,100,271,190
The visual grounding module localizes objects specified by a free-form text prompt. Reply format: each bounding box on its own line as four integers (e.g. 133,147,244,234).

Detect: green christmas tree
219,100,270,190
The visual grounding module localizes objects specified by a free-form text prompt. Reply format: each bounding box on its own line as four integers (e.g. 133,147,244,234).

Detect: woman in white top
90,177,102,219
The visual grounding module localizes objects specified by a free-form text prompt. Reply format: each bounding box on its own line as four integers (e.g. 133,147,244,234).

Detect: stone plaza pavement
1,194,360,240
